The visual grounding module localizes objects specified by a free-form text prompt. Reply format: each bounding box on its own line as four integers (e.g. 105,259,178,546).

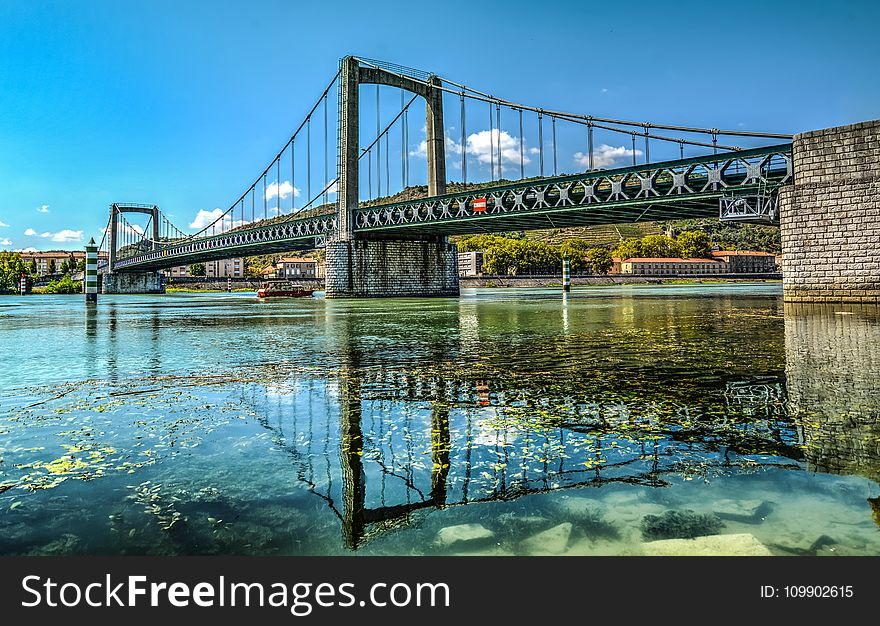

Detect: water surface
1,284,878,555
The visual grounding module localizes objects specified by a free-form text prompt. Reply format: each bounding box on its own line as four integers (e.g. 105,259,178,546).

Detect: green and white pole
85,237,98,304
562,256,571,293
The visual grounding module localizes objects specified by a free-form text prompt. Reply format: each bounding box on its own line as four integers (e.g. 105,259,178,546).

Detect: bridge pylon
327,56,458,298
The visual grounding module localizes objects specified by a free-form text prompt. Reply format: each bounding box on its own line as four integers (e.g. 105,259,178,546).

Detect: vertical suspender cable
488,102,495,181
324,94,329,206
496,103,502,179
263,174,267,220
251,187,255,223
385,132,390,195
631,135,637,166
376,85,381,198
588,121,594,171
276,158,281,216
518,108,524,180
679,141,684,160
552,116,558,176
401,89,406,189
538,112,544,177
460,92,467,185
404,101,409,188
307,117,312,202
367,147,372,199
644,125,650,164
290,138,296,213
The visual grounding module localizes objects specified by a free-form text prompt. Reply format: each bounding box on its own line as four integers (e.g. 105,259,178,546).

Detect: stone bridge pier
779,119,880,303
326,56,459,298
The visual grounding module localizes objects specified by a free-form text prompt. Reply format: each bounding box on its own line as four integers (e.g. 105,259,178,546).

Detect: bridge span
95,56,879,303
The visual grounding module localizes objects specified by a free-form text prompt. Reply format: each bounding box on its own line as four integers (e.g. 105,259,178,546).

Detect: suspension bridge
94,56,879,303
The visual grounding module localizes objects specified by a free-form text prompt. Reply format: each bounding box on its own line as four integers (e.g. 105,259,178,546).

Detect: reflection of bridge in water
240,365,806,549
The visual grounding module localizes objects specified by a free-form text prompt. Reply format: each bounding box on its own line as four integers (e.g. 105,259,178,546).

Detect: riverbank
460,274,782,288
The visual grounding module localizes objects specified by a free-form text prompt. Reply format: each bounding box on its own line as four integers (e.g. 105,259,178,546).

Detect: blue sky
1,0,878,250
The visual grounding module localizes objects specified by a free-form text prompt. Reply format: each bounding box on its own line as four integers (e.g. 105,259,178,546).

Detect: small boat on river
257,279,314,298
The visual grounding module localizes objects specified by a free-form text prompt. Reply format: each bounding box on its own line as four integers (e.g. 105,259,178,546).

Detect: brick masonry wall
325,236,459,298
780,119,880,303
784,303,880,482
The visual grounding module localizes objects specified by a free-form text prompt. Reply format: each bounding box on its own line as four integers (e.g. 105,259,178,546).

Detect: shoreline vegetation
14,277,782,295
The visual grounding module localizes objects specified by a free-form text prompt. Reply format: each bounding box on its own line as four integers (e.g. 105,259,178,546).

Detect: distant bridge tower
104,202,165,294
327,56,458,298
106,203,160,272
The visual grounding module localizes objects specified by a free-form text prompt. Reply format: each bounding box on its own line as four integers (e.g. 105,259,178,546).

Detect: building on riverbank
620,258,727,275
615,250,778,276
162,258,245,278
458,251,484,277
710,250,778,273
263,256,322,280
19,250,107,275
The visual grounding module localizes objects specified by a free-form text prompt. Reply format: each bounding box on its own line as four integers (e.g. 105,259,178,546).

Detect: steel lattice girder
113,214,335,271
352,144,791,236
115,144,791,271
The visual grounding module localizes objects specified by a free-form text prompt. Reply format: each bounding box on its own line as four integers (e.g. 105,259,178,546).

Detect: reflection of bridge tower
328,300,453,549
784,303,880,483
337,373,452,549
326,56,459,298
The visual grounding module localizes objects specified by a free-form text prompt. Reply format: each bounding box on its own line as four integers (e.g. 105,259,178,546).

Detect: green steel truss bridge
104,56,793,273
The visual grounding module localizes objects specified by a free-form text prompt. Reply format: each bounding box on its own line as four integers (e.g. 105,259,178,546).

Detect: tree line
455,230,718,276
0,251,83,294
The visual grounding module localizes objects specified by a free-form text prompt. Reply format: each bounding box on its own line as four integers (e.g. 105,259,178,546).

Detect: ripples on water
0,285,878,556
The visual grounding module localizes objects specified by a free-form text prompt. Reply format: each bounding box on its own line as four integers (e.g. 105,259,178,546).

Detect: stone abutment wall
779,120,880,303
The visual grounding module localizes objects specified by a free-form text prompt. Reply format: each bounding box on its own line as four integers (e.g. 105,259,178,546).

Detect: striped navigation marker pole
19,273,27,296
562,256,571,293
85,237,98,304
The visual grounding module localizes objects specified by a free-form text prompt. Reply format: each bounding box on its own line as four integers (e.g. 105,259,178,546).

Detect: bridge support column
102,271,165,294
779,119,880,303
325,235,458,298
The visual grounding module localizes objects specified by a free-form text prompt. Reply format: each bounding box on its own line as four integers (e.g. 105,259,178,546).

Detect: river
1,284,878,555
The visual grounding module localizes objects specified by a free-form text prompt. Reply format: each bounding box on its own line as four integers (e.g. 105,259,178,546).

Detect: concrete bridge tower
325,56,459,298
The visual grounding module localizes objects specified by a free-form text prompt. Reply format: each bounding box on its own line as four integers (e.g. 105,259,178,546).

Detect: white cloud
600,88,608,93
410,129,532,178
574,144,643,169
188,208,254,231
0,238,11,246
189,208,225,230
18,246,38,253
47,229,83,242
465,129,532,173
265,180,300,201
0,219,8,227
36,205,49,213
24,228,83,242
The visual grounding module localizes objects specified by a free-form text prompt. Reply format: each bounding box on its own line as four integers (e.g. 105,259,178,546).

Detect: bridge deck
112,144,791,272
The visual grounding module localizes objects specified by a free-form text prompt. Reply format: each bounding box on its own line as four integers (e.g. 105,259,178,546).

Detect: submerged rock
640,509,724,541
642,533,772,556
436,523,494,547
770,534,837,556
26,534,83,556
521,522,572,554
713,500,774,525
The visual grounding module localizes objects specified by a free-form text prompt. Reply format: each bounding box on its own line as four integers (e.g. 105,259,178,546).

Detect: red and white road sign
472,197,487,213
